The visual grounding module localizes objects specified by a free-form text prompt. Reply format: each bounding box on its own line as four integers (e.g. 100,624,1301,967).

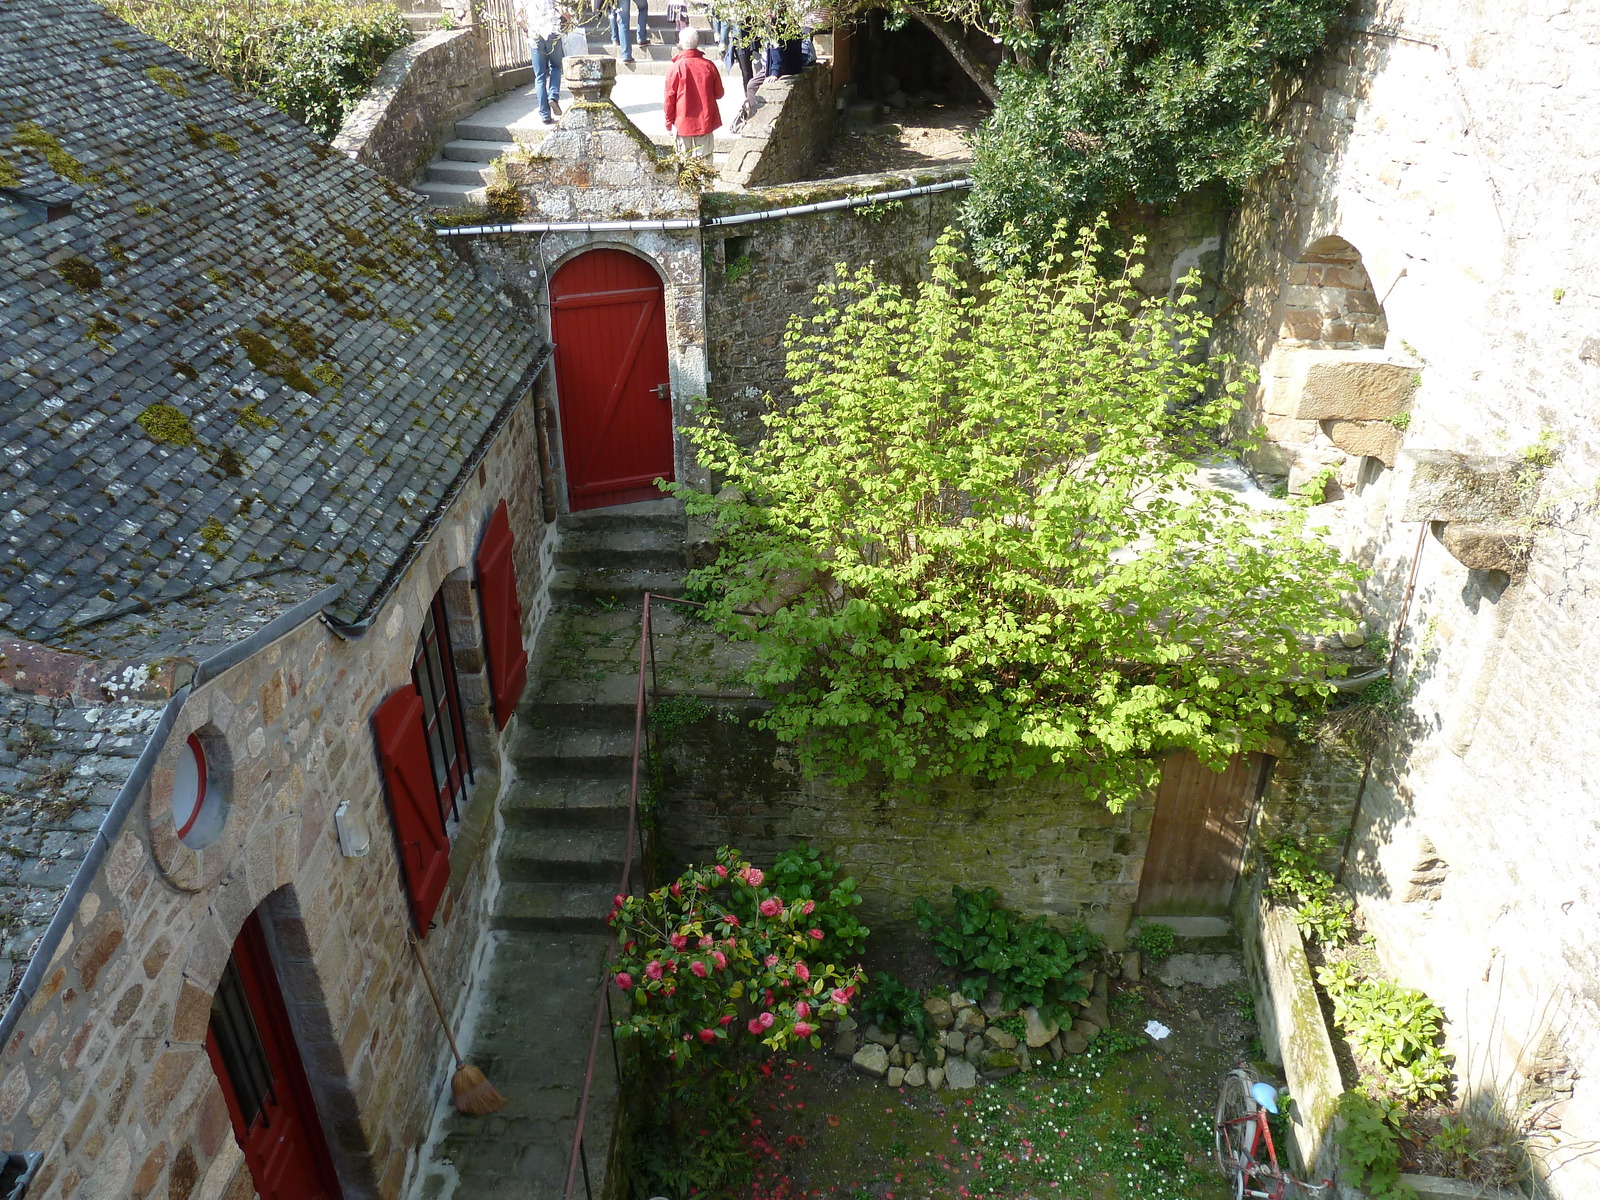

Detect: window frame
411,588,474,830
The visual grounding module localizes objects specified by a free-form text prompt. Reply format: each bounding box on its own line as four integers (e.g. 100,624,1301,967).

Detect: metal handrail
561,591,761,1200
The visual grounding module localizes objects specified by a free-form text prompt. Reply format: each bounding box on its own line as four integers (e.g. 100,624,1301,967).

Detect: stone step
558,498,685,532
415,179,487,208
441,137,517,163
524,688,641,725
557,525,688,570
492,881,617,932
499,826,630,882
501,774,634,829
551,564,687,606
508,725,636,774
427,157,497,186
1131,915,1233,940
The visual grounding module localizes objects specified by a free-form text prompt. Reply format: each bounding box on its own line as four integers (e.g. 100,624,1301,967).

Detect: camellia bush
609,846,864,1073
672,224,1363,812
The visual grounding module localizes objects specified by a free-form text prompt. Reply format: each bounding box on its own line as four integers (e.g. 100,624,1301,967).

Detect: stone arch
1278,235,1389,349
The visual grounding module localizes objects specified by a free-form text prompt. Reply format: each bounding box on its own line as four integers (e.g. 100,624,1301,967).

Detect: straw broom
407,931,507,1114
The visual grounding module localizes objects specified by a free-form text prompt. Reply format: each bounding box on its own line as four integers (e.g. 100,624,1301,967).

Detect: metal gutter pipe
0,583,348,1050
428,178,973,238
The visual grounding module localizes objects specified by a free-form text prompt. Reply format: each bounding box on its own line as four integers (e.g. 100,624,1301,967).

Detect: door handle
652,383,671,400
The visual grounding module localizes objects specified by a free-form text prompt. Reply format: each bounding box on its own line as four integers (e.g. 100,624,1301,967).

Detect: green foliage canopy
965,0,1346,267
102,0,410,138
674,226,1362,811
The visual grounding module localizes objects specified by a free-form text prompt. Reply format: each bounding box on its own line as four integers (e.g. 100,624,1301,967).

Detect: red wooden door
550,249,675,510
1135,752,1270,917
205,911,343,1200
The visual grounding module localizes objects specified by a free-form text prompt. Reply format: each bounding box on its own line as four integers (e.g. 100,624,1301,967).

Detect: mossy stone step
499,827,631,882
492,881,617,932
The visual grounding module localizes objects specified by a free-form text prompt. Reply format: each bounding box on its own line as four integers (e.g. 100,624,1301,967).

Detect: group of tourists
519,0,817,159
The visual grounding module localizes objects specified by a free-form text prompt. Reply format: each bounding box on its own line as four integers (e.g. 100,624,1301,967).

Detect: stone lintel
1436,522,1530,575
1263,346,1419,421
1400,449,1539,523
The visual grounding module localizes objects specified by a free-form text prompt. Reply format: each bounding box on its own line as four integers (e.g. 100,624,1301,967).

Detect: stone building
0,1,558,1195
1214,1,1600,1193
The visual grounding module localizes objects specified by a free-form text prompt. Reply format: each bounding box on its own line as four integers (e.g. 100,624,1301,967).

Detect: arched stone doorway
549,248,676,510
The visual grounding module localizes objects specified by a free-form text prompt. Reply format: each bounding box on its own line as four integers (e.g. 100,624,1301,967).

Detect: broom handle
408,932,465,1068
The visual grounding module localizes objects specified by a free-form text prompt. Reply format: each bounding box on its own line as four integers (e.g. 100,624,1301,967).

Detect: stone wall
720,65,837,189
657,707,1155,947
1212,3,1600,1194
334,27,496,186
0,394,554,1199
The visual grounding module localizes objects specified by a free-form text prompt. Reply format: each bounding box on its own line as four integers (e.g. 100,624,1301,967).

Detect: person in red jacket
663,27,724,159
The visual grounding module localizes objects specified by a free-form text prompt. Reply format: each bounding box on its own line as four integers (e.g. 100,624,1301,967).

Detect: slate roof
0,0,546,655
0,692,163,1006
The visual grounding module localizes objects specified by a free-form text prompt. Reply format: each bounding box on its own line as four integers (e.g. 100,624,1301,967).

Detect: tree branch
908,10,999,104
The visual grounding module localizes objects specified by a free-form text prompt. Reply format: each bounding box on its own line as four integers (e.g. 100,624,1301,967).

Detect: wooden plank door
205,911,343,1200
1135,751,1270,917
550,249,675,510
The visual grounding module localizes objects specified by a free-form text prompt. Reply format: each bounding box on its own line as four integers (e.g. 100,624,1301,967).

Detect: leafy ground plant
1132,922,1176,961
1260,832,1354,944
857,971,930,1041
673,224,1360,812
1317,961,1454,1106
1335,1090,1418,1200
914,885,1098,1022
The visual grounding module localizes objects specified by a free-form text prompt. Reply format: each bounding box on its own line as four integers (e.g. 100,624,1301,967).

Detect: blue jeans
630,0,648,43
609,7,632,59
531,34,562,120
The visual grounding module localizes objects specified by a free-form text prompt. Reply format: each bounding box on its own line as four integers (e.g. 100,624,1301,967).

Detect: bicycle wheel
1215,1068,1259,1198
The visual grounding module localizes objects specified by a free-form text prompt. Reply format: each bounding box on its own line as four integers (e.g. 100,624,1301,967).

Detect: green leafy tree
966,0,1346,267
672,225,1361,811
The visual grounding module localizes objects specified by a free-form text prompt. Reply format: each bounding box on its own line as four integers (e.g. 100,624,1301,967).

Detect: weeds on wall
1317,961,1454,1106
1260,832,1354,945
1334,1090,1417,1200
103,0,411,138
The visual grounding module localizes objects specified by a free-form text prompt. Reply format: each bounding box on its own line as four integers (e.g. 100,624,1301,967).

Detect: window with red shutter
476,499,529,730
372,685,451,934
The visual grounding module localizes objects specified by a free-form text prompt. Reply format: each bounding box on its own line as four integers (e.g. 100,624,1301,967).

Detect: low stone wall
1238,884,1343,1180
720,64,837,188
657,706,1155,947
334,26,496,185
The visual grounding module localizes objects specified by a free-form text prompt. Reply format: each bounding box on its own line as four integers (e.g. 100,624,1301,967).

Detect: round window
172,733,225,848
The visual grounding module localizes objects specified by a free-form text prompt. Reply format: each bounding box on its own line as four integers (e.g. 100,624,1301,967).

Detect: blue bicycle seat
1251,1081,1281,1113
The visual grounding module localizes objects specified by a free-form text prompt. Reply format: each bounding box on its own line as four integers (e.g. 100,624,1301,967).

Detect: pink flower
698,934,714,949
758,1011,776,1029
670,882,682,899
759,898,782,917
670,933,689,951
645,961,664,981
794,962,811,982
613,894,626,909
725,915,740,927
690,960,708,978
793,1022,813,1039
663,984,676,996
615,972,634,990
747,1018,764,1035
714,865,728,878
809,928,824,940
831,987,852,1004
719,1013,735,1026
741,867,765,887
764,953,780,968
683,1033,691,1041
699,1028,717,1043
712,950,727,969
625,941,637,952
795,1001,811,1020
801,900,815,916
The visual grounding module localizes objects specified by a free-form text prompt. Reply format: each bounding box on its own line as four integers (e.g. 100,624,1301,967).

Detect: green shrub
913,885,1099,1022
857,972,929,1041
1131,922,1175,961
1317,963,1454,1106
1334,1091,1417,1200
103,0,410,138
1261,832,1354,945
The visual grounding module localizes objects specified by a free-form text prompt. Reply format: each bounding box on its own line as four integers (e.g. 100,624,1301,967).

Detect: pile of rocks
827,971,1114,1092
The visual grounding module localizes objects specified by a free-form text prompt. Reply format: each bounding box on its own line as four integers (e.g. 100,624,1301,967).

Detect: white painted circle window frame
149,721,238,891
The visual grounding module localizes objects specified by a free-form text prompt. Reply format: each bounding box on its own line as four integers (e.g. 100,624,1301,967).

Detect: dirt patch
729,965,1255,1199
813,104,984,179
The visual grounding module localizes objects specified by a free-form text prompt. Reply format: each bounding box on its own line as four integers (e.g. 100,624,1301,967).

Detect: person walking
608,0,634,63
523,0,566,124
663,27,724,159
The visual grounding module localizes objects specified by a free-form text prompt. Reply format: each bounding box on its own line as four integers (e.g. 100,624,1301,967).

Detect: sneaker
550,100,563,116
542,114,556,125
621,55,635,63
636,31,649,44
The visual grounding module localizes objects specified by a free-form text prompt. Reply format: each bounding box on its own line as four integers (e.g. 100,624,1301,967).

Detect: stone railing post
563,55,617,105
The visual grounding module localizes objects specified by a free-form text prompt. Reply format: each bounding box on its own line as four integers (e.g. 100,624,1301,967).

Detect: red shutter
476,499,528,730
373,685,450,935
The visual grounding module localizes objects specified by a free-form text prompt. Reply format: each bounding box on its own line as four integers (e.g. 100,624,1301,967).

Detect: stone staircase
414,8,734,207
413,500,687,1199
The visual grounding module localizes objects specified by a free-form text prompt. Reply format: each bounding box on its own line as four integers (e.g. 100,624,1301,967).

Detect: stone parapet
334,27,496,185
720,64,837,189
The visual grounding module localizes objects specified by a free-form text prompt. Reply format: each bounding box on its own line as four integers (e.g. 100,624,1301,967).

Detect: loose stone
979,989,1006,1019
904,1063,926,1087
896,1032,920,1056
1072,1018,1100,1040
923,996,954,1029
984,1026,1018,1050
954,1007,986,1035
864,1023,897,1048
927,1066,946,1090
1024,1005,1058,1048
1061,1029,1089,1054
1048,1034,1065,1062
853,1043,889,1077
944,1058,977,1090
980,1047,1020,1078
832,1030,858,1060
1121,951,1142,983
887,1066,906,1088
948,991,971,1011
